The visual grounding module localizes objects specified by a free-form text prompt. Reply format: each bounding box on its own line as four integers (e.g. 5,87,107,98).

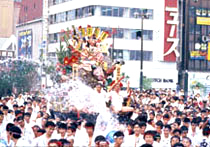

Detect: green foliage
0,59,40,97
143,76,152,90
190,80,205,89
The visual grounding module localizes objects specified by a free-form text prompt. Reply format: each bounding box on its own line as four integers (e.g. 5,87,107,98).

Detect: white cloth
33,133,51,147
160,135,171,147
0,122,7,139
123,134,142,147
16,137,30,147
74,128,95,147
109,91,123,112
16,98,24,106
20,125,35,144
195,136,210,147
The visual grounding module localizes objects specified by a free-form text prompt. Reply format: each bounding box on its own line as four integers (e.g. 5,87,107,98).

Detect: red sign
164,0,179,62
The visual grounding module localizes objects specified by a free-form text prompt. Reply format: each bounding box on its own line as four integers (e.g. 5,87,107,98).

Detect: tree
0,59,40,97
143,76,152,90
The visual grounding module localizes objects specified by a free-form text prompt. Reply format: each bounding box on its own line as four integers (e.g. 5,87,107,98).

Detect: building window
131,30,153,40
109,49,153,61
101,6,125,17
49,33,59,43
143,30,153,40
24,6,28,12
60,12,66,22
49,15,54,24
34,3,36,9
76,8,83,19
130,8,153,19
115,28,124,38
130,8,142,18
67,10,76,21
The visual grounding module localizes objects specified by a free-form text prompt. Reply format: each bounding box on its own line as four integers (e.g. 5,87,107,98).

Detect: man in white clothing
124,122,144,147
33,121,56,147
0,110,6,139
195,126,210,147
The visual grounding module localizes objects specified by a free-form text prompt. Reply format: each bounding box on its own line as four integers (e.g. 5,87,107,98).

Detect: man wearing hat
112,131,124,147
108,82,134,114
10,126,29,147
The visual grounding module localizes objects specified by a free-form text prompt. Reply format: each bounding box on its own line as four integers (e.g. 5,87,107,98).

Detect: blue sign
18,29,33,58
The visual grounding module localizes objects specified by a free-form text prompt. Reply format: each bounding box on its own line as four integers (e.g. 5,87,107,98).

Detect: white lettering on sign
164,7,180,57
152,78,174,83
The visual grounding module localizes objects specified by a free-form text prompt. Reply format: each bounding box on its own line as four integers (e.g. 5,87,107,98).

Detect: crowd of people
0,82,210,147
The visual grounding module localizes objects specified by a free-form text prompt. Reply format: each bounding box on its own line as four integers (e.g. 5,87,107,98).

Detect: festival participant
3,123,15,146
7,95,15,110
109,83,134,114
139,130,159,146
34,111,44,126
94,135,109,147
155,120,163,135
180,126,189,139
182,137,192,147
85,121,95,147
33,121,56,147
0,110,6,139
59,139,72,147
32,125,41,138
66,125,76,139
48,139,62,147
188,118,200,146
112,131,124,147
160,125,172,147
24,112,33,127
16,116,34,144
3,105,14,123
170,135,180,147
53,122,68,139
16,94,24,106
195,126,210,147
73,120,88,146
9,126,29,147
124,121,143,147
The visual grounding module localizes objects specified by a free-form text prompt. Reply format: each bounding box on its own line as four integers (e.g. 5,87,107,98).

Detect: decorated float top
56,25,125,90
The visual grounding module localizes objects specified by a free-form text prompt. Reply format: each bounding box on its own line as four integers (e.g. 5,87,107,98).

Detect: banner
18,29,33,58
163,0,179,62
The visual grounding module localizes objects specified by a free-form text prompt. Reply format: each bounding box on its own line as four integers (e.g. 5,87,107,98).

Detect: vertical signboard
164,0,179,62
18,29,33,58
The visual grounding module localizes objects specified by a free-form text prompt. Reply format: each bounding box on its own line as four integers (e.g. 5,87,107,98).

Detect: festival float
46,25,127,137
45,26,125,117
55,25,124,89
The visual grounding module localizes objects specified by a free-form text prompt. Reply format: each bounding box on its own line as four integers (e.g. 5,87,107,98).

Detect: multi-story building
180,0,210,96
48,0,179,88
0,0,16,38
15,0,44,60
0,0,20,60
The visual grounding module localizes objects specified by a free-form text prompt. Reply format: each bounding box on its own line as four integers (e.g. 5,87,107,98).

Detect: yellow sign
191,51,200,56
197,17,210,25
208,43,210,60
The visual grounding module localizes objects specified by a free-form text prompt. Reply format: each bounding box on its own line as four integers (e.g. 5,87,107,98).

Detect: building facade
48,0,179,88
180,0,210,96
0,0,16,38
16,0,43,24
16,19,43,60
14,0,44,60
